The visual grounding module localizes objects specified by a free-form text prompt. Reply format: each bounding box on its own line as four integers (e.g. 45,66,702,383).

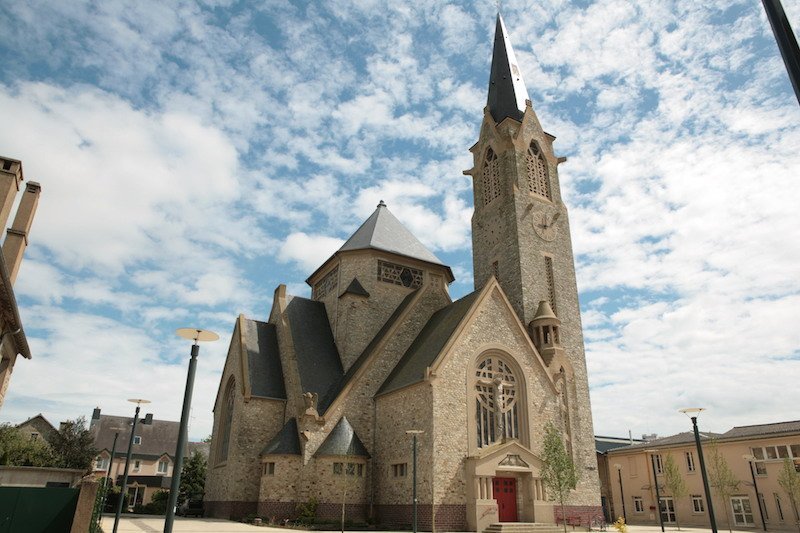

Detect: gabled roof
608,431,723,453
339,278,370,298
338,202,445,267
378,289,482,395
595,436,645,454
487,14,530,124
285,296,343,413
721,420,800,439
261,418,301,456
16,414,56,433
315,417,370,458
241,318,286,399
92,414,181,459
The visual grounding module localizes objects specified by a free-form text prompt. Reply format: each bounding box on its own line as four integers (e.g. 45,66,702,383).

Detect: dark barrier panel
0,487,79,533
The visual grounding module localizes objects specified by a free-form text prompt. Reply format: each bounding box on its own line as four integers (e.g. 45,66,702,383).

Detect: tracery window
475,356,520,448
482,148,501,206
378,260,423,289
526,142,551,200
218,378,235,464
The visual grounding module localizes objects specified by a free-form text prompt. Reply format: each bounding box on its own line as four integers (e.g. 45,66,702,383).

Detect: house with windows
204,13,602,532
15,413,58,446
607,420,800,531
89,407,180,508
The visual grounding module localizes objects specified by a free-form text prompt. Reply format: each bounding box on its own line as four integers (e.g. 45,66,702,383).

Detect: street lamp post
645,450,665,532
99,430,120,518
680,408,718,533
113,399,150,533
406,430,424,533
614,464,627,523
743,454,767,531
164,328,218,533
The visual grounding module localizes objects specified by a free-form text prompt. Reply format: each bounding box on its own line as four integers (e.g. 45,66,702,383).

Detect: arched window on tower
482,148,500,206
217,378,235,464
475,356,520,448
526,141,551,200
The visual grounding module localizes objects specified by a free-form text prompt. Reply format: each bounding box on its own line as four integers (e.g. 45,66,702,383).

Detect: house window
482,147,500,206
95,456,109,471
133,460,141,471
692,495,705,513
731,496,755,526
685,451,696,472
218,378,235,464
525,141,550,200
775,493,784,521
755,461,767,475
392,463,407,477
475,355,520,448
157,459,169,474
791,444,800,458
654,453,664,474
133,436,141,445
333,462,362,476
263,462,275,476
758,493,768,521
30,432,39,441
333,462,343,475
633,497,644,513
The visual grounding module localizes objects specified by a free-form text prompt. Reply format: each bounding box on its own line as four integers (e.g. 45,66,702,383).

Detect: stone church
205,14,601,531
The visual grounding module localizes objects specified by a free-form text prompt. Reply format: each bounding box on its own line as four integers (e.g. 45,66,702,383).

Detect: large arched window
482,148,500,206
526,141,550,200
475,356,520,448
217,378,235,464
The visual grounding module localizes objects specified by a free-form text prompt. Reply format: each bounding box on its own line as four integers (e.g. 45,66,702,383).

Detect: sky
0,0,799,443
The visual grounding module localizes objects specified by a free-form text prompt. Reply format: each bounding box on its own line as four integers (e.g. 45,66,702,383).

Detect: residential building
0,156,41,410
595,435,646,523
15,413,58,446
89,407,180,508
607,420,800,531
204,13,601,531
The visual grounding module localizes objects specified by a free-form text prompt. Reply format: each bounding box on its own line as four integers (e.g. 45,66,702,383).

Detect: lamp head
614,463,622,470
127,398,151,405
679,407,705,417
176,328,219,343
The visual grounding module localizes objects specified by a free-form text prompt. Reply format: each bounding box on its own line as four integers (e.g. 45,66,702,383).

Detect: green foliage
541,422,577,533
296,496,318,525
0,422,56,466
178,450,207,507
708,440,740,533
612,516,627,533
662,454,687,530
777,458,800,531
50,416,98,470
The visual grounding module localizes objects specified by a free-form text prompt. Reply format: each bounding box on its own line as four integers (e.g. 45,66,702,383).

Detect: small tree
50,416,97,470
708,441,739,533
0,423,56,466
662,453,688,530
178,450,207,507
541,422,577,533
778,458,800,533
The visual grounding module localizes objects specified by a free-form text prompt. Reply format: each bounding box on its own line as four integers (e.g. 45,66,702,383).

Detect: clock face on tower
532,207,560,241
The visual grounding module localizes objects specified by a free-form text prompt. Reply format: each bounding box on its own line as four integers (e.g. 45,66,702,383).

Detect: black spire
487,14,530,123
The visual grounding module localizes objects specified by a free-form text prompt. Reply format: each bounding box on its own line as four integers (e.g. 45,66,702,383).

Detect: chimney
143,413,153,425
92,407,101,420
2,181,41,285
0,157,23,232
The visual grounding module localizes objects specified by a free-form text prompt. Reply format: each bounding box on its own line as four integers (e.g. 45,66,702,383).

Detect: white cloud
279,232,344,272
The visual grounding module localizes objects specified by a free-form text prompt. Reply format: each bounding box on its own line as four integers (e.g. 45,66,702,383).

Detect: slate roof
608,431,723,453
487,14,530,124
92,414,181,460
721,420,800,439
261,418,301,456
378,289,481,395
339,278,370,298
338,202,446,268
241,318,286,399
285,296,343,413
315,417,370,458
595,436,644,454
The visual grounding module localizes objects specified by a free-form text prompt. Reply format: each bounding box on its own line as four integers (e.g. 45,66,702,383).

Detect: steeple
486,14,531,124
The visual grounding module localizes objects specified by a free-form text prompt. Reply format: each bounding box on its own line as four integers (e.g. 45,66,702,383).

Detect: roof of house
241,318,286,399
261,418,301,456
378,289,481,395
92,414,181,460
16,414,56,433
595,436,644,454
721,420,800,439
285,296,343,413
608,431,724,453
315,417,370,458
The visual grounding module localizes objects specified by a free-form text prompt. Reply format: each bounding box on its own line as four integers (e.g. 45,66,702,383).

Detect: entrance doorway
492,477,517,522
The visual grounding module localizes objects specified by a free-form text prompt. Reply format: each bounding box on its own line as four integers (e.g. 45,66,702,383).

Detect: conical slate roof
532,300,558,322
260,418,301,455
487,14,531,123
338,201,444,266
315,416,370,458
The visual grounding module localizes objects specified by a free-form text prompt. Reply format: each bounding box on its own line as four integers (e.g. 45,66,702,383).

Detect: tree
707,441,740,533
541,422,577,533
777,458,800,533
0,423,55,466
178,450,207,507
662,453,688,530
50,416,97,470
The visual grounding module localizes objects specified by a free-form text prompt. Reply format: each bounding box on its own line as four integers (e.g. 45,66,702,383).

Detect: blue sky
1,0,799,441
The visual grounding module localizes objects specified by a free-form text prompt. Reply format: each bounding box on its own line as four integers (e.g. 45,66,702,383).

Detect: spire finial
377,200,386,208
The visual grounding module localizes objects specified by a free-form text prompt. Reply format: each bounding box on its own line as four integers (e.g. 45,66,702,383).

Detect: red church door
492,477,518,522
